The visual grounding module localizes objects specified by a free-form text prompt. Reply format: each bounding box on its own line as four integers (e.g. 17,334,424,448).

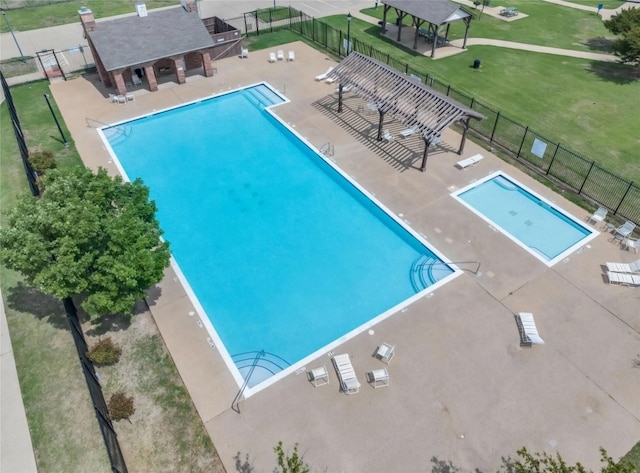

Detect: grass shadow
583,36,615,53
5,281,68,330
586,60,640,85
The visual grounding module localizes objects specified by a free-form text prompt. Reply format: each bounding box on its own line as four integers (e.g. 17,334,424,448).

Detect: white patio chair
382,130,395,142
622,238,639,254
268,52,277,63
241,48,249,58
132,74,142,86
375,342,395,364
309,365,329,387
614,221,636,239
368,368,390,389
400,125,418,138
587,206,607,227
288,50,295,61
277,50,284,61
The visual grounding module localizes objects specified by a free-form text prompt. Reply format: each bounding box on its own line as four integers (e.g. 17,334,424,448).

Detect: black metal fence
237,7,639,227
63,298,128,473
0,69,38,196
0,68,128,473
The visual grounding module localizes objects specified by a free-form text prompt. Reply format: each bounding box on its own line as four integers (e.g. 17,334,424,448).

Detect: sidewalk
0,290,38,473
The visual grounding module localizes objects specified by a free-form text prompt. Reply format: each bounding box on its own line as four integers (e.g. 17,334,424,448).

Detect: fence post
546,142,560,175
578,161,595,194
517,127,528,159
243,13,248,35
470,97,475,109
489,111,500,143
446,84,451,96
255,10,260,35
615,181,634,215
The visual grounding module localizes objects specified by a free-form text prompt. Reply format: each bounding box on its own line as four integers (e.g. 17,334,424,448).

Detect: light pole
346,12,352,56
1,8,26,62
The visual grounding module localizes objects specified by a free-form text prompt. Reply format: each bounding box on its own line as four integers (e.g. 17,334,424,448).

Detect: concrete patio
50,40,640,473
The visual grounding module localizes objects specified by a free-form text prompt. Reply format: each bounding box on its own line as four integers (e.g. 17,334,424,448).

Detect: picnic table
418,29,448,46
500,7,519,17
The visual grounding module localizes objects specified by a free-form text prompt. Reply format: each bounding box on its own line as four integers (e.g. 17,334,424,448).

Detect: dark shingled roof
382,0,472,25
88,7,215,71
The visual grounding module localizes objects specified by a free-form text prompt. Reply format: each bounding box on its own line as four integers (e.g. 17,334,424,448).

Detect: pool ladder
231,350,264,413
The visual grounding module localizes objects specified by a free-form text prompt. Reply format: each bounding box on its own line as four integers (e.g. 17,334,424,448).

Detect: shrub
108,390,135,421
86,337,122,366
28,150,56,174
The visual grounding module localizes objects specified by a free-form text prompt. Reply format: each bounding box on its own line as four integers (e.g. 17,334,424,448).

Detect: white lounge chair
314,66,334,81
288,50,295,61
605,259,640,274
325,75,337,84
515,312,545,346
607,271,640,286
456,153,484,169
587,206,607,226
277,49,285,61
614,221,636,239
382,129,395,142
332,353,360,394
399,125,418,138
109,93,118,103
131,74,142,86
268,52,277,63
622,238,639,254
125,91,135,102
241,48,249,58
375,343,395,364
309,365,329,387
368,368,390,389
116,94,127,104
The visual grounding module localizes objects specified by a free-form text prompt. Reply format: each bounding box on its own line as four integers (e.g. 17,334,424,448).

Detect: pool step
232,350,291,388
410,255,453,292
244,85,284,109
103,124,132,146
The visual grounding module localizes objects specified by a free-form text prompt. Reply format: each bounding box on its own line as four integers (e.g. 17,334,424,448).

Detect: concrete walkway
0,290,38,473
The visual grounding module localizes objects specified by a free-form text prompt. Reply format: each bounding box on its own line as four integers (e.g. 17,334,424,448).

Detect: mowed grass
0,81,222,472
321,13,640,182
0,0,180,33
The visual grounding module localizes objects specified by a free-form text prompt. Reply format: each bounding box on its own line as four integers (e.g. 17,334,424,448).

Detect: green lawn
0,0,180,33
0,80,222,472
320,14,640,183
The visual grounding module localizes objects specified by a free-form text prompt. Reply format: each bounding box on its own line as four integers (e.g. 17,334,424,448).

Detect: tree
0,166,170,318
603,8,640,67
506,447,636,473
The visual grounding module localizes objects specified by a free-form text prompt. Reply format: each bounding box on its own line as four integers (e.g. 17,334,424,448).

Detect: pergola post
431,25,439,58
338,84,344,112
420,138,430,172
458,117,471,155
462,17,471,49
376,110,385,140
381,5,389,33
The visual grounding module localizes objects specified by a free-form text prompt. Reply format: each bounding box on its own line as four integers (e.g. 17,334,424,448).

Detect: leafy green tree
274,441,310,473
506,447,635,473
603,8,640,67
0,166,170,318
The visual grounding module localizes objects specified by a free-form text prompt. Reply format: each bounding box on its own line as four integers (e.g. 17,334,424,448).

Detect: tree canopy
0,166,171,318
603,8,640,67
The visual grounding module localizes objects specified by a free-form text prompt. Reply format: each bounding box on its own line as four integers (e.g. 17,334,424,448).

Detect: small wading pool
100,83,458,395
452,171,597,266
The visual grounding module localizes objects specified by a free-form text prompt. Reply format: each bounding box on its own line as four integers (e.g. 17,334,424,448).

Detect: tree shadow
233,451,254,473
583,37,615,53
586,60,640,85
82,298,155,336
5,282,69,330
145,283,162,307
431,456,492,473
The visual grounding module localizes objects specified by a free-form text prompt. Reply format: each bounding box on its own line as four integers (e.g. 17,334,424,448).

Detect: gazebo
380,0,474,58
326,52,485,172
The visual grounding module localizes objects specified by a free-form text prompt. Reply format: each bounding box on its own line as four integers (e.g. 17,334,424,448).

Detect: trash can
473,58,481,69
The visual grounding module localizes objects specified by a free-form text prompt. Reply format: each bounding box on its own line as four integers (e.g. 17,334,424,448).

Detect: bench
456,153,484,169
500,7,519,17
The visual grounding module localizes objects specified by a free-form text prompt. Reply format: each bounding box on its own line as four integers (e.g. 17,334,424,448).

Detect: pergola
326,52,484,172
380,0,473,58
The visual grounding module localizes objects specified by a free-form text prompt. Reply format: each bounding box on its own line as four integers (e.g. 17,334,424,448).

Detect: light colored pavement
48,41,640,472
1,290,38,473
2,2,638,472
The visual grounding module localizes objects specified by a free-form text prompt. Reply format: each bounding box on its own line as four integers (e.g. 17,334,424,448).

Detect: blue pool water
103,84,455,391
453,172,596,265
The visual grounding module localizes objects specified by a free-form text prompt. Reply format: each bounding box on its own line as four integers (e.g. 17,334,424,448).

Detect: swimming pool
452,172,597,266
101,83,457,394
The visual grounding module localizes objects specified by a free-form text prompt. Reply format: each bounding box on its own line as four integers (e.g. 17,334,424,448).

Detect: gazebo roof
327,52,484,143
382,0,473,25
87,7,215,71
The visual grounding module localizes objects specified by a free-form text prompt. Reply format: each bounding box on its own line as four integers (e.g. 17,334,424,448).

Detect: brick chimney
181,0,198,13
78,6,96,33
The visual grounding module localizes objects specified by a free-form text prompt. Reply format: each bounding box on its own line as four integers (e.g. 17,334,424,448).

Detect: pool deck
50,41,640,472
